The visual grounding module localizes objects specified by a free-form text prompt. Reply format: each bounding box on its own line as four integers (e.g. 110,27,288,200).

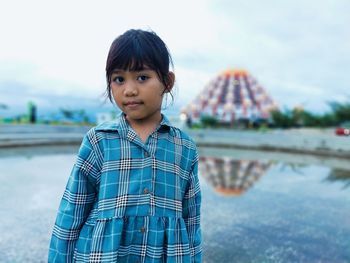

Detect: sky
0,0,349,118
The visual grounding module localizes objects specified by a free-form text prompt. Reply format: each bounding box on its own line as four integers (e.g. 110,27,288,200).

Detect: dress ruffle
73,216,191,263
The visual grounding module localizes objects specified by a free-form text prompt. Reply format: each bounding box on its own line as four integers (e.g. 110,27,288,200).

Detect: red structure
182,69,278,125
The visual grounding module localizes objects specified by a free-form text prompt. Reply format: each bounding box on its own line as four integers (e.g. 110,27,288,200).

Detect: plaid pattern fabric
48,113,202,263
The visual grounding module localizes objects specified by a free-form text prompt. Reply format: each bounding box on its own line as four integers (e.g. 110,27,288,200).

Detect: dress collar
95,112,172,134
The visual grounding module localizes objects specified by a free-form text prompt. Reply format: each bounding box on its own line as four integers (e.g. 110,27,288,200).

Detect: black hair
105,29,174,102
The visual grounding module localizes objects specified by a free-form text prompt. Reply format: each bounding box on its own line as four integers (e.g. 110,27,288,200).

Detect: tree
200,115,218,128
78,109,90,123
328,101,350,124
60,108,75,120
0,103,8,109
270,109,294,128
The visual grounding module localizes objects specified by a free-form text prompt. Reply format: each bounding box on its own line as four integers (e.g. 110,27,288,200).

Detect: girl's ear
164,71,175,93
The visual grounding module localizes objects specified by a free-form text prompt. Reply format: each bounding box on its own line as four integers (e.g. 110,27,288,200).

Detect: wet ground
0,146,349,262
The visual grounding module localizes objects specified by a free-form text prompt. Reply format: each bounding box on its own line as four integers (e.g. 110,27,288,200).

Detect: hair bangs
109,38,157,72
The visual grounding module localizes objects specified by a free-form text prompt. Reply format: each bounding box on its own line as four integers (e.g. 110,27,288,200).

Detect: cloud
0,0,349,115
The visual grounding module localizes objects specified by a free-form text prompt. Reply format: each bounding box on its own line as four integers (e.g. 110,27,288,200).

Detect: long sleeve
48,130,100,263
182,152,202,263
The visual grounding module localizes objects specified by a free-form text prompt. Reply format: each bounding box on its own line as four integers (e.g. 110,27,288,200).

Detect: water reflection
198,147,350,192
325,168,350,189
277,162,350,190
199,155,350,195
199,156,271,196
198,150,350,262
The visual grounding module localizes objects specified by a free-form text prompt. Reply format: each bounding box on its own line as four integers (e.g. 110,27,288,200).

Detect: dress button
144,151,149,157
143,188,149,194
140,227,146,233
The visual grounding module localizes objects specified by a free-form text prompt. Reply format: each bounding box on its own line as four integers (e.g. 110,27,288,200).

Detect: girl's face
111,68,173,127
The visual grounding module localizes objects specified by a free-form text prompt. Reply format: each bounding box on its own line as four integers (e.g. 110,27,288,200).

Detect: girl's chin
125,113,146,121
125,112,161,123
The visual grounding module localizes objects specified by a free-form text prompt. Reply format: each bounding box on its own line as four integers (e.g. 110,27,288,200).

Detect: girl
48,29,202,263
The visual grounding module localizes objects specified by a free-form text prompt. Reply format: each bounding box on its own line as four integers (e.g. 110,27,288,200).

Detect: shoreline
0,133,84,148
186,129,350,160
0,124,90,148
0,125,349,159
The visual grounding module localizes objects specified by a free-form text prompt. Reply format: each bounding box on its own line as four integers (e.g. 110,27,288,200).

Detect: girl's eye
113,76,124,84
137,75,149,82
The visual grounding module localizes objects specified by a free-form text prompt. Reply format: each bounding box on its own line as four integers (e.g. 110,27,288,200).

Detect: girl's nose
124,82,138,96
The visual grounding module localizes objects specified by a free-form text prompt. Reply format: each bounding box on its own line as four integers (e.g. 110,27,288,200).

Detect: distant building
182,69,278,125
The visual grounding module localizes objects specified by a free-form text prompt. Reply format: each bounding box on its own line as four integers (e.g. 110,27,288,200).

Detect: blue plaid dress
48,114,202,263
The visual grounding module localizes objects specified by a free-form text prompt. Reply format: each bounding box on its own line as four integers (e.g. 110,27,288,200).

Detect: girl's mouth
124,101,143,107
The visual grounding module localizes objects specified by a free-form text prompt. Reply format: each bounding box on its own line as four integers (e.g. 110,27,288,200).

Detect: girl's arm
183,152,202,263
48,130,100,262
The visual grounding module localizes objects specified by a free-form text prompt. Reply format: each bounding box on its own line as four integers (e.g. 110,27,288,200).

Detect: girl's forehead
112,66,153,73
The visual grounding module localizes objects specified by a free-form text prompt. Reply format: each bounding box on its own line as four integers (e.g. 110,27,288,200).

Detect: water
0,146,349,262
199,149,350,262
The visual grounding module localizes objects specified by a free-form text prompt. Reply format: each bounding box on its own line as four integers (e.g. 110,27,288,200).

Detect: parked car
335,121,350,136
335,127,350,136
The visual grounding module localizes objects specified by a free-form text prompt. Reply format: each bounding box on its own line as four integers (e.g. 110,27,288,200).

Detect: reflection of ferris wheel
183,69,278,123
199,156,271,196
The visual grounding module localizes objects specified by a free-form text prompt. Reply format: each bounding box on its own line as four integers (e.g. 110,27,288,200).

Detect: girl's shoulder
158,114,196,150
168,126,197,151
169,125,192,139
81,120,121,146
94,120,120,132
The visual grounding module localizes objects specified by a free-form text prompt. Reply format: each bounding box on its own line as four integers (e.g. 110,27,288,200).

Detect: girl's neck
126,113,162,143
